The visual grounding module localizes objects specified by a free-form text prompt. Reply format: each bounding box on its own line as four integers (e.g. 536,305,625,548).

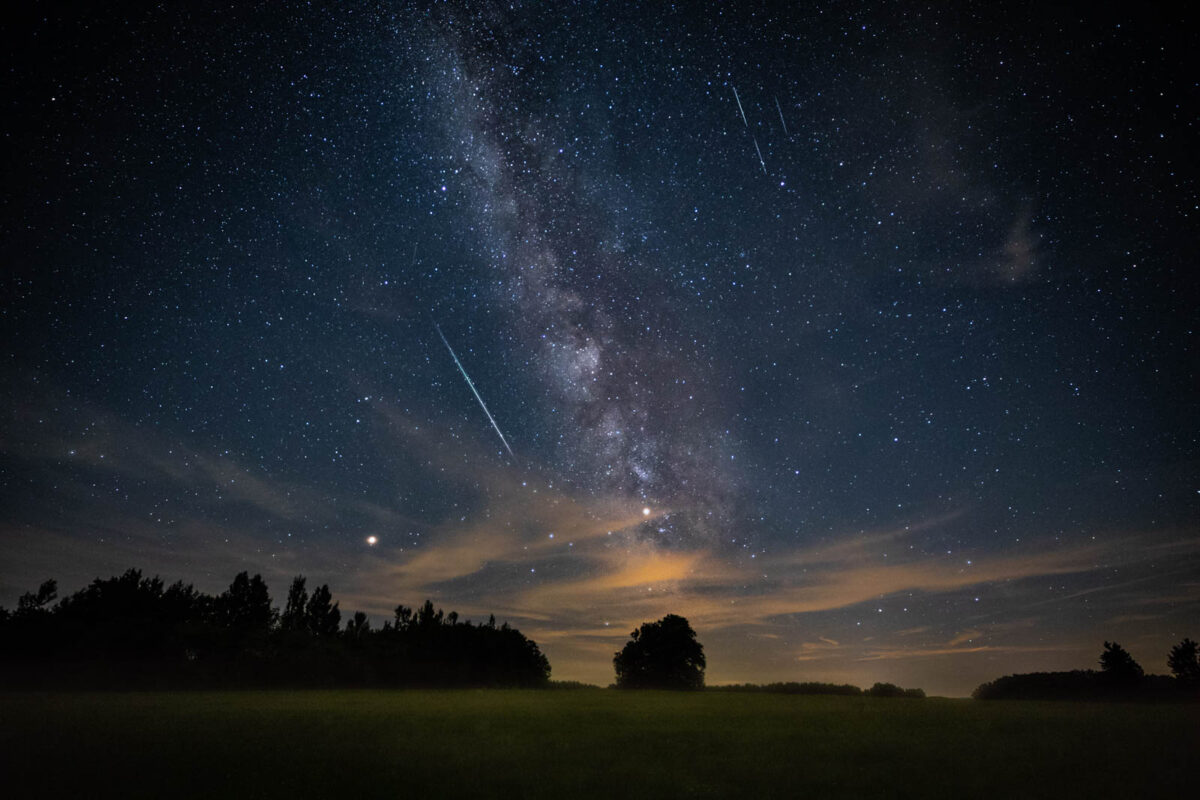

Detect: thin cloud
857,643,1073,662
947,629,982,647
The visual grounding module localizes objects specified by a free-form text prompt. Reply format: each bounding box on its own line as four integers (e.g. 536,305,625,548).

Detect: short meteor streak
774,96,789,135
434,323,516,461
732,85,748,127
753,136,767,174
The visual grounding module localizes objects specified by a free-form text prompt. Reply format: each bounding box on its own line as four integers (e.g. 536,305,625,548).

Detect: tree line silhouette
973,640,1200,701
710,682,925,697
0,570,550,688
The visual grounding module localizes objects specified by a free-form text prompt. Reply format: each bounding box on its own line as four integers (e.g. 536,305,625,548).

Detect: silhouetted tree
415,598,443,630
162,580,203,618
217,572,274,633
305,584,340,636
1,580,59,664
15,579,57,615
613,614,705,689
345,611,371,639
1099,641,1143,684
280,576,309,632
393,604,414,631
50,569,173,660
1167,638,1200,683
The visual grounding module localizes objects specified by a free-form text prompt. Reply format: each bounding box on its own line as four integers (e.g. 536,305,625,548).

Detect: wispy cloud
947,629,982,647
794,637,843,662
857,643,1073,662
5,382,1197,696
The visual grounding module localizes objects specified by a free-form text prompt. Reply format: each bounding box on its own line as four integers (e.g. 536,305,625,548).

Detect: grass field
2,690,1195,798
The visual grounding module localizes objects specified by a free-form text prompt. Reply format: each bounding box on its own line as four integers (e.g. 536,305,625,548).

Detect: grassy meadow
2,689,1195,798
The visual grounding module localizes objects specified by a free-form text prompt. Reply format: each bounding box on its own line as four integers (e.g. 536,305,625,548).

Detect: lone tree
1167,638,1199,683
1099,641,1143,685
614,614,705,690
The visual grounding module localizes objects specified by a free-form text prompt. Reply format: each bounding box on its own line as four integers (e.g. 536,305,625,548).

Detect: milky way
416,7,750,545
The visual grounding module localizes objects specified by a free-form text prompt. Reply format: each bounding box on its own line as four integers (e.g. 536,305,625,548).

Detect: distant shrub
973,670,1097,700
709,682,863,696
866,682,904,698
546,680,602,690
972,670,1191,701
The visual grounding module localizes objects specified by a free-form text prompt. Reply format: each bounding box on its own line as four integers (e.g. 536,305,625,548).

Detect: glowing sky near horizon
1,2,1196,695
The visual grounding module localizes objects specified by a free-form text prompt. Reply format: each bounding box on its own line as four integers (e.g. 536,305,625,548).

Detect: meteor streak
732,85,748,127
774,95,788,135
753,136,767,174
434,322,517,461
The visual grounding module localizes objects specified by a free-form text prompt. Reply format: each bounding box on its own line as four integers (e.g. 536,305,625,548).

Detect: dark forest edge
0,570,550,688
973,640,1200,702
0,573,924,696
9,570,1195,699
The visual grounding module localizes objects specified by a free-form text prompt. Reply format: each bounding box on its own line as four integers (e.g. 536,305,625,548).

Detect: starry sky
2,2,1196,696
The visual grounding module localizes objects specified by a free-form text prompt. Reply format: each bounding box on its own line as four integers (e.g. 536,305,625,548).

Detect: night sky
3,2,1196,696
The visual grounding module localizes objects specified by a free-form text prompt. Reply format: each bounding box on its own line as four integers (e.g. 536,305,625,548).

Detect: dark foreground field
2,690,1195,798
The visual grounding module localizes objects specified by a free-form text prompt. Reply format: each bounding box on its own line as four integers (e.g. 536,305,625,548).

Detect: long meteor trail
732,85,748,127
434,322,517,461
753,136,767,174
